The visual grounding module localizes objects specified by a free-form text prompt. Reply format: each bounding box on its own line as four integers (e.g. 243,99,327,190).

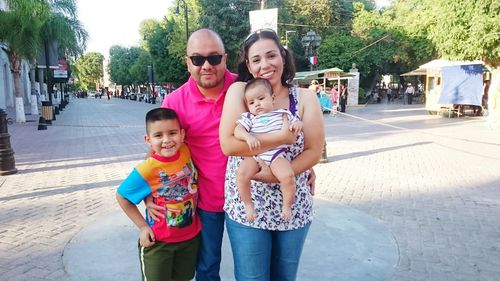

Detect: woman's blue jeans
225,214,311,281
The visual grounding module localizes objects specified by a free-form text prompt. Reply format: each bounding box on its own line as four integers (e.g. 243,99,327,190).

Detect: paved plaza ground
1,97,499,281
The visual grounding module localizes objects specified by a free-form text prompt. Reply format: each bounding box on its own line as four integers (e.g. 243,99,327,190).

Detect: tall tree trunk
9,53,26,123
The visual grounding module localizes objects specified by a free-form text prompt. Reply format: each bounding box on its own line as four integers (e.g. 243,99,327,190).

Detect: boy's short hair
244,78,273,98
145,108,180,133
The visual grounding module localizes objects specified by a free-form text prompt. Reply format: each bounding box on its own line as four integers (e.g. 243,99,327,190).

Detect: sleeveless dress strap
288,86,299,116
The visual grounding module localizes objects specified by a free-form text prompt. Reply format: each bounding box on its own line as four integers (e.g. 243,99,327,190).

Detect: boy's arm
116,193,156,247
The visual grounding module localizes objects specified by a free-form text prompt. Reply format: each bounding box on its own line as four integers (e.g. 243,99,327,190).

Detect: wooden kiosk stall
294,67,354,112
402,59,485,116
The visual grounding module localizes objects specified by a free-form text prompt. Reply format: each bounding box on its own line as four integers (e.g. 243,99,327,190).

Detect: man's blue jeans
225,214,311,281
195,209,225,281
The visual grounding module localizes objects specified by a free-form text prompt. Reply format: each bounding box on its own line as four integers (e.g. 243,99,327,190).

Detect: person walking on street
145,28,236,281
387,86,393,103
339,83,348,112
405,83,415,105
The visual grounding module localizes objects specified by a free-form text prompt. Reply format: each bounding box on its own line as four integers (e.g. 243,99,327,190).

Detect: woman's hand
144,196,164,221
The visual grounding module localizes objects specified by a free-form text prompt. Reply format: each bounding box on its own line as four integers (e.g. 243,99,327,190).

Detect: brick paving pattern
1,98,499,280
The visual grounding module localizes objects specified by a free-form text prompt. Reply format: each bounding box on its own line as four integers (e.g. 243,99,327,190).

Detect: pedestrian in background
339,83,348,112
330,84,339,110
405,83,415,105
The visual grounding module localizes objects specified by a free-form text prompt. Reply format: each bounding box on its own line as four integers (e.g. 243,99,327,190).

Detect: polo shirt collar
187,69,234,104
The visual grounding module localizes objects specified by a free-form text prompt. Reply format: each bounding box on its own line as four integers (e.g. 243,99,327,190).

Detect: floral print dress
224,86,313,231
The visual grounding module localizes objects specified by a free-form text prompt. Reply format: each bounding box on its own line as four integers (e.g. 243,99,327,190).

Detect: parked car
87,91,98,98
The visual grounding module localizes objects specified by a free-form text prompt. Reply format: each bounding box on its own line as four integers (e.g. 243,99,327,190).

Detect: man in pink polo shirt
156,28,236,281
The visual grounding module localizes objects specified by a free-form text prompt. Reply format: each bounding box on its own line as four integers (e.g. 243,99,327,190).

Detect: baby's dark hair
244,78,273,99
145,108,180,133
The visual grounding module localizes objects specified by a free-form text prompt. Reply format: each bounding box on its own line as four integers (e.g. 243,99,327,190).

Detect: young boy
116,108,200,281
234,78,303,222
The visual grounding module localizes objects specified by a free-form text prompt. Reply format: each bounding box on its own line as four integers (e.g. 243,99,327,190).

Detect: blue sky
78,0,391,57
77,0,172,57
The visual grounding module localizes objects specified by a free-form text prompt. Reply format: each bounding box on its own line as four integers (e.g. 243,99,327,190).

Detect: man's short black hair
145,108,180,133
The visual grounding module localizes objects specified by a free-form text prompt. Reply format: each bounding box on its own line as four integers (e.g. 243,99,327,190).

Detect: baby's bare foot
281,207,292,221
245,203,257,222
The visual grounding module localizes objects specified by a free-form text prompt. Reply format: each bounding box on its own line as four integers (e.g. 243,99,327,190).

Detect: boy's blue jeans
225,214,311,281
195,209,225,281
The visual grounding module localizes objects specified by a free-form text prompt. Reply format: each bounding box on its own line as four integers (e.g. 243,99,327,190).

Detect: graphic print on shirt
154,161,198,228
165,199,194,227
256,115,271,126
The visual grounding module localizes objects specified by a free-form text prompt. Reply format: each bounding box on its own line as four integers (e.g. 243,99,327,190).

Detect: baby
234,78,302,221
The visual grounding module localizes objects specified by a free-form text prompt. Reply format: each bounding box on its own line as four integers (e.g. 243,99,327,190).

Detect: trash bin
41,101,53,124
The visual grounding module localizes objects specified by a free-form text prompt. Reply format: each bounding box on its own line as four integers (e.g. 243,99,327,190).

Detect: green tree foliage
140,19,188,84
0,1,49,63
283,0,337,31
129,48,153,85
75,52,104,90
316,1,437,88
108,46,135,86
197,0,255,70
167,0,201,61
425,0,499,67
40,0,88,58
0,0,86,122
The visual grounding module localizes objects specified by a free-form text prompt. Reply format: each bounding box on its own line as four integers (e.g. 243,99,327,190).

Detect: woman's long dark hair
237,29,296,87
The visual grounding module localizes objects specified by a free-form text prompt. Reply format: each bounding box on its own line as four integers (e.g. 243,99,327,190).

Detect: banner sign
438,64,483,106
53,58,68,79
249,8,278,33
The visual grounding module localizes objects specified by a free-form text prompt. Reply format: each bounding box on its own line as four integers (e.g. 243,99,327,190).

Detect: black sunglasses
189,55,223,67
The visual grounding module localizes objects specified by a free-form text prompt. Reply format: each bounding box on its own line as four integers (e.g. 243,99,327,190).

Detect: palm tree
0,0,50,122
41,0,88,59
36,0,88,110
0,0,87,123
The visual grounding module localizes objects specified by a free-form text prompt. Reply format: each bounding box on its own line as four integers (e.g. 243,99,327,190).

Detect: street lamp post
147,65,156,104
175,0,189,43
285,30,296,49
301,30,322,71
301,30,327,162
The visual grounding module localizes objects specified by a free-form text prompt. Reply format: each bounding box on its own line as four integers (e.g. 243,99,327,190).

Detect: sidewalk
1,99,500,280
63,200,398,281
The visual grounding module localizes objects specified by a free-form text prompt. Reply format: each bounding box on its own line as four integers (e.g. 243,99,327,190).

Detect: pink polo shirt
161,70,237,212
